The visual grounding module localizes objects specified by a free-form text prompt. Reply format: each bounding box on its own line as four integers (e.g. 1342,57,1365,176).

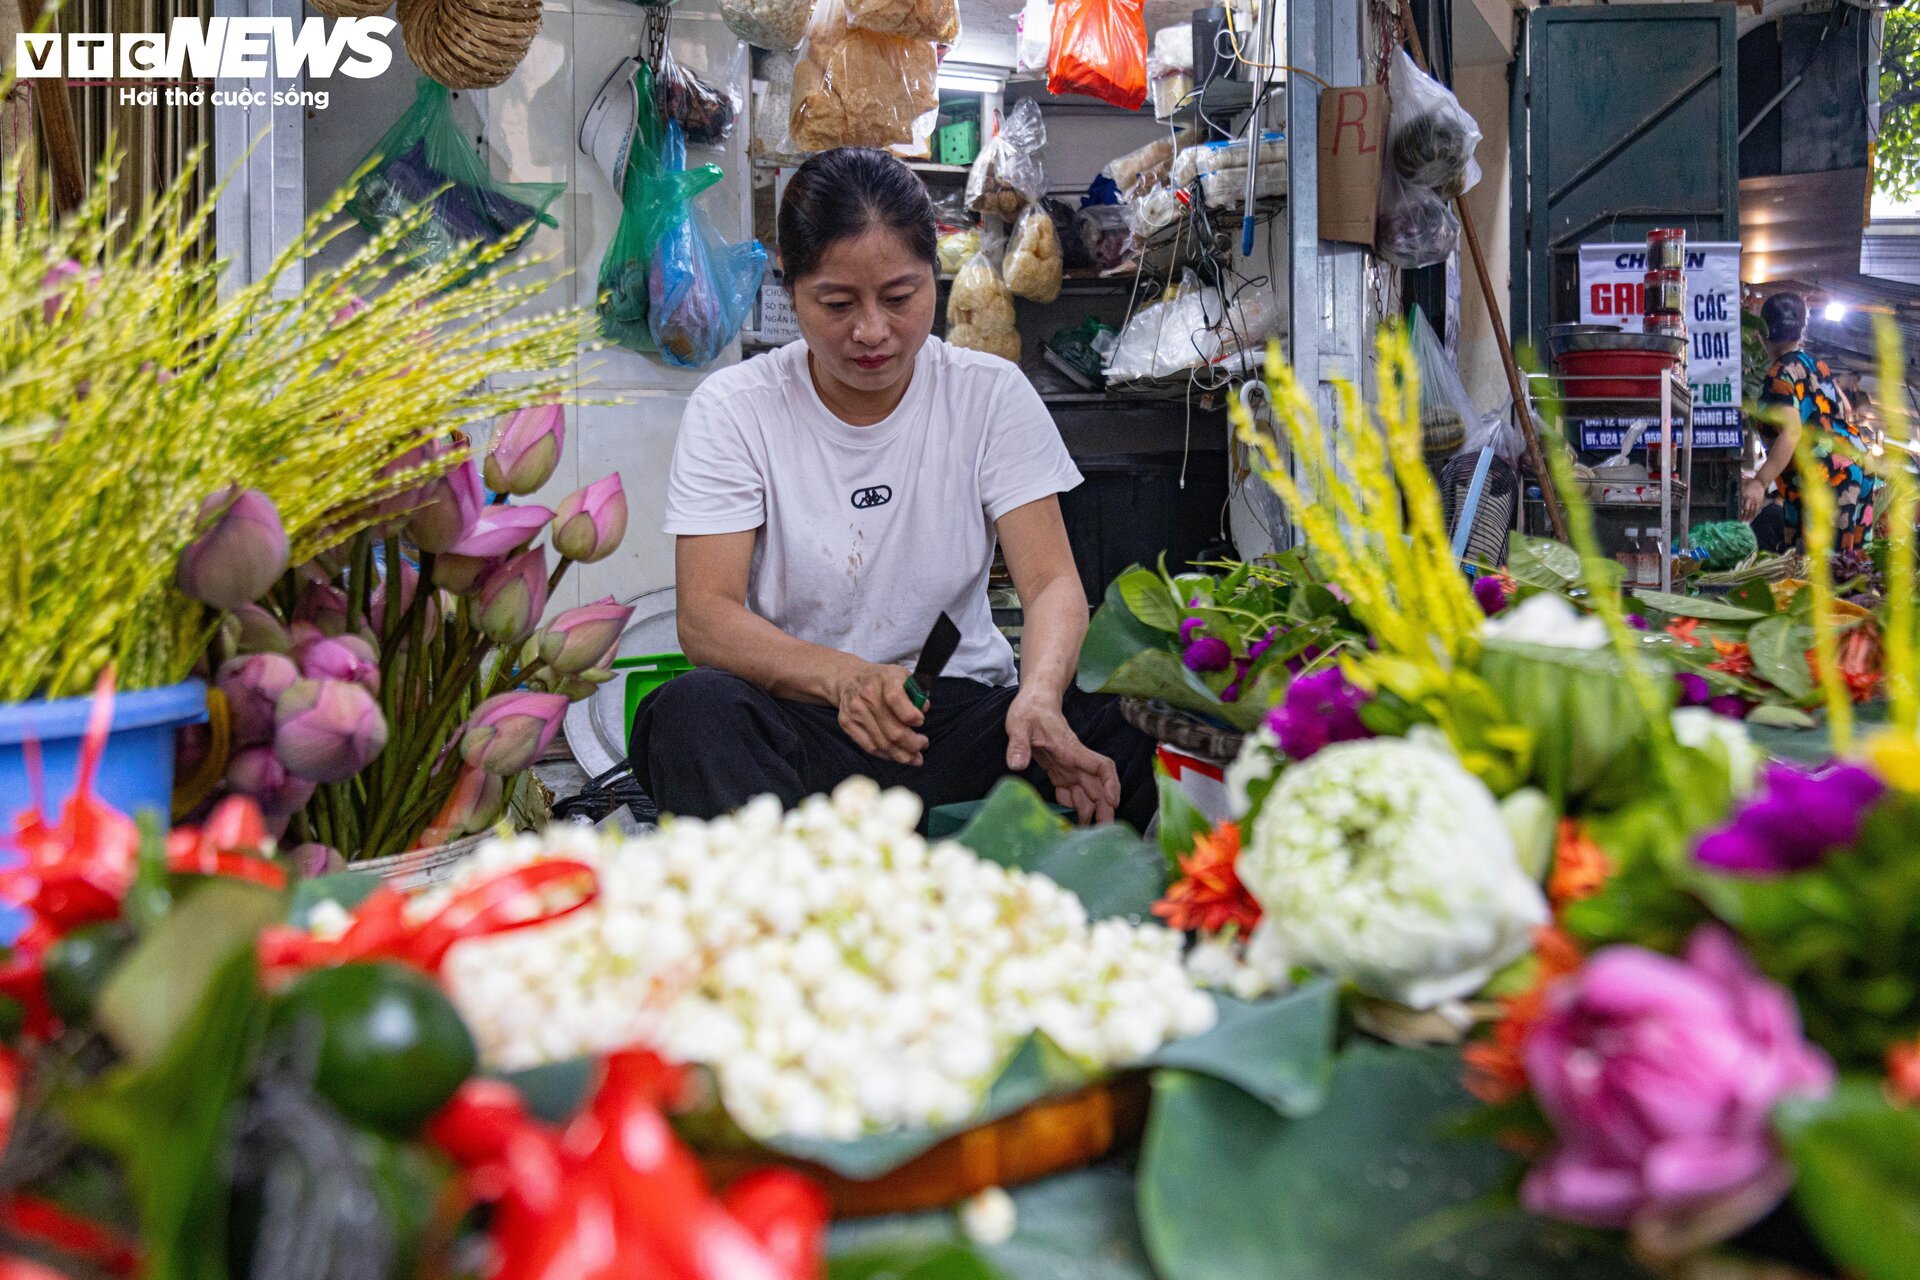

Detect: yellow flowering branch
1794,436,1853,753
1874,318,1917,738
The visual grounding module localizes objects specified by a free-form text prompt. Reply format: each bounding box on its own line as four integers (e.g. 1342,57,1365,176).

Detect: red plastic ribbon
426,1050,826,1280
257,859,599,982
164,797,288,891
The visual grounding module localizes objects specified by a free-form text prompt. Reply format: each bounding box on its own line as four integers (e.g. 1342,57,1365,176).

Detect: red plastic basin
1555,348,1680,400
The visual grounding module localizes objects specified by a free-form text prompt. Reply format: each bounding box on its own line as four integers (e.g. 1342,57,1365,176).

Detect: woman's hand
1005,690,1120,825
1741,476,1768,520
835,662,928,766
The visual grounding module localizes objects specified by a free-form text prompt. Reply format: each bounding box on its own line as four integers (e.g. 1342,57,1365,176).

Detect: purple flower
1694,762,1885,876
1178,618,1206,645
1285,644,1324,677
1674,672,1711,707
1523,927,1833,1232
1266,667,1372,760
1472,575,1510,617
1247,628,1280,662
1182,636,1233,673
1707,695,1751,721
1625,614,1650,631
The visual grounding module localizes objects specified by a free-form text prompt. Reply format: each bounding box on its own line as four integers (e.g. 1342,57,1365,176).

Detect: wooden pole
1399,14,1569,541
16,0,85,216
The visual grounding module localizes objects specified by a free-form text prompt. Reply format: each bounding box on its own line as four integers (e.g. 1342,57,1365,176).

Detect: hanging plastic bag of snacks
1386,49,1482,198
966,98,1046,221
1004,202,1062,303
1015,0,1053,72
789,0,939,151
749,50,808,162
947,249,1022,364
1075,202,1134,272
648,122,771,367
658,45,746,147
722,0,813,51
1047,0,1147,111
846,0,958,43
346,79,562,271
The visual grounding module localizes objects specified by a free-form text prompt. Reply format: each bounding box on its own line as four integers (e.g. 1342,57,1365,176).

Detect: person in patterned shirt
1746,292,1879,552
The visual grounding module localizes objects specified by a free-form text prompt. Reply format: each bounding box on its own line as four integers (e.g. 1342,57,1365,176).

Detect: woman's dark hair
777,148,938,283
1762,292,1808,344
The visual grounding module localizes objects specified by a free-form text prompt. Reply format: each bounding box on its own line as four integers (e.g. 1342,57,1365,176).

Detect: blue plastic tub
0,678,209,839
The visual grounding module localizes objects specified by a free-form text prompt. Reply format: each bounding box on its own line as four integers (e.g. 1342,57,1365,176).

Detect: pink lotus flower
409,458,486,554
217,652,301,748
273,678,389,783
1522,926,1833,1235
297,634,382,696
419,767,506,845
459,691,569,776
538,597,633,675
289,843,347,876
42,258,101,322
476,549,549,646
485,404,565,496
551,475,627,564
225,746,317,821
449,504,555,560
176,487,289,611
433,552,501,595
368,561,420,635
293,583,353,638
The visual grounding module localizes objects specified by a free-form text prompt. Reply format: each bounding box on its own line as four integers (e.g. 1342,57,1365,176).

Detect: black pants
630,669,1158,832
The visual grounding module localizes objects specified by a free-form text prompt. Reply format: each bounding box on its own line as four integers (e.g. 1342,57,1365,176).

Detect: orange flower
1887,1038,1920,1104
1547,819,1613,911
1665,618,1705,648
1153,822,1262,935
1464,926,1583,1106
1805,623,1884,703
1708,640,1753,678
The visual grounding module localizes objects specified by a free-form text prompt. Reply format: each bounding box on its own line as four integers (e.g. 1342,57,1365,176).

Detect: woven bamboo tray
351,831,486,893
1119,696,1246,766
701,1075,1149,1218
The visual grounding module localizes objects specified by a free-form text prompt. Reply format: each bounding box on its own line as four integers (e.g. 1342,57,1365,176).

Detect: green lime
271,962,477,1134
42,922,136,1025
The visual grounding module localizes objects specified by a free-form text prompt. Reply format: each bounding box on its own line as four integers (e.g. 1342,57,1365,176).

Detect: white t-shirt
664,338,1082,686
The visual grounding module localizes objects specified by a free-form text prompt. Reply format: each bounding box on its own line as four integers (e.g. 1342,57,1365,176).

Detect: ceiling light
1823,301,1848,322
937,62,1007,94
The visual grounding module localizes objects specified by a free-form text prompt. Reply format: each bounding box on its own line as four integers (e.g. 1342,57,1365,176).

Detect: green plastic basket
617,652,694,747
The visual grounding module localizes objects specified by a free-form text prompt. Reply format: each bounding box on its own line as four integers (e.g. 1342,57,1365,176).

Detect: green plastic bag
598,65,723,353
346,79,562,270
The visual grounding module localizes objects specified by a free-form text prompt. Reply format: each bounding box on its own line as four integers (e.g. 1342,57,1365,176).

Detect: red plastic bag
1047,0,1146,111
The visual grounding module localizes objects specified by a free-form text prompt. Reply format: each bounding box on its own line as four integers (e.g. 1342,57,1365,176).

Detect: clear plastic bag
658,45,744,147
1005,203,1063,303
346,79,562,270
1016,0,1053,72
1048,0,1147,111
1374,167,1458,269
722,0,813,51
1103,271,1222,382
1076,202,1134,272
947,249,1021,363
846,0,957,43
1406,307,1477,457
748,50,807,161
648,122,771,368
1388,49,1482,198
1127,185,1185,238
1103,132,1180,194
789,0,939,151
967,99,1046,221
599,67,724,353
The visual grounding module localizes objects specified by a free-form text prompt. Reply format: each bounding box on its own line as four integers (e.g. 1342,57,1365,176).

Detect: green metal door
1510,4,1739,350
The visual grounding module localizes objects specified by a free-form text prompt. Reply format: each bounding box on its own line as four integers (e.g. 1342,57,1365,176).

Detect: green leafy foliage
956,779,1167,921
1777,1082,1920,1280
1143,981,1337,1117
1153,762,1212,868
1879,6,1920,202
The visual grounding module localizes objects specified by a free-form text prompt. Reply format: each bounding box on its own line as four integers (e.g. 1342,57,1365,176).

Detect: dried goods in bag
658,45,745,147
748,49,807,161
846,0,958,43
1076,203,1134,272
1004,203,1062,303
648,123,771,367
789,0,939,151
1386,49,1481,198
966,98,1046,221
1047,0,1147,111
721,0,813,51
1374,166,1458,269
346,78,562,271
1015,0,1052,72
947,250,1022,364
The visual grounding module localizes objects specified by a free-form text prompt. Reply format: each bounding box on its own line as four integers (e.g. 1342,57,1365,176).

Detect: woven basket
310,0,392,17
701,1076,1149,1218
1119,696,1245,766
350,831,486,893
398,0,542,90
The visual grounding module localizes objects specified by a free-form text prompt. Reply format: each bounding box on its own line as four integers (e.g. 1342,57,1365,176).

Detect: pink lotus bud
537,597,634,676
176,487,290,611
227,604,292,655
273,678,389,783
422,767,506,845
217,652,301,748
484,404,565,496
475,549,549,646
42,258,101,322
459,691,568,776
551,475,628,564
289,843,347,876
226,746,317,820
448,504,554,560
293,583,353,638
434,552,499,595
297,634,381,696
332,295,369,327
408,458,485,554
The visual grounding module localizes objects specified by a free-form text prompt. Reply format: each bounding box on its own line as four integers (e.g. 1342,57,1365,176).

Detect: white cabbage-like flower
1237,739,1549,1009
1671,707,1760,796
1481,592,1608,650
1225,722,1281,819
420,778,1216,1142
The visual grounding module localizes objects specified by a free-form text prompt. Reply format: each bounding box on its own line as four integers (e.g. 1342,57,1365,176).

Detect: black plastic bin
1056,454,1230,604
